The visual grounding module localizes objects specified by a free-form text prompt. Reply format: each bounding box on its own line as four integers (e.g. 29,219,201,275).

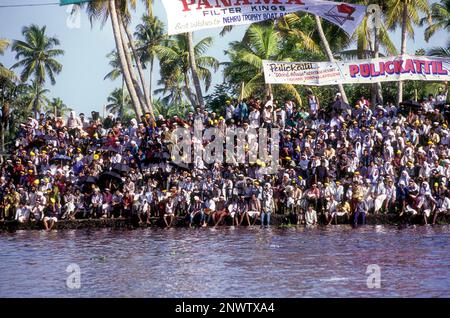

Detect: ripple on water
0,225,449,297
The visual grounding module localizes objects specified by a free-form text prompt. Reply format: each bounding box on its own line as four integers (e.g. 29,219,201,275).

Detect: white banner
263,55,450,86
161,0,366,36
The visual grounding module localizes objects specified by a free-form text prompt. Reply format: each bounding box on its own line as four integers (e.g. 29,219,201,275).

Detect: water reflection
0,225,449,297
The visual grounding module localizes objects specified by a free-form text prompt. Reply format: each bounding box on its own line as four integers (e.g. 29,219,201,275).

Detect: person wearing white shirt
307,91,320,117
285,99,294,118
260,184,273,227
90,188,103,218
15,203,30,223
384,140,394,161
262,105,273,128
384,178,397,214
31,192,46,221
225,101,235,121
111,153,122,164
275,108,286,129
248,107,260,128
204,196,216,226
264,94,273,108
334,181,345,203
163,195,176,228
433,190,450,225
436,88,447,106
305,205,317,225
372,178,387,214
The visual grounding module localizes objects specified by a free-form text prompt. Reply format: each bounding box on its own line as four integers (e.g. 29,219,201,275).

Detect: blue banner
60,0,93,5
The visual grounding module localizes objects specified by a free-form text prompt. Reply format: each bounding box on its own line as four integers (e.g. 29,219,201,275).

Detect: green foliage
0,39,16,82
156,33,219,107
45,97,72,117
205,83,236,115
421,0,450,41
106,87,133,117
11,24,64,85
152,98,192,119
104,51,122,81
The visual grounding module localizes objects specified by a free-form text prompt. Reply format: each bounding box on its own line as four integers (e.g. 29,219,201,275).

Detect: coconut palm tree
224,22,302,105
427,42,450,57
187,32,206,109
11,24,64,86
314,15,349,103
342,1,398,105
11,24,63,118
152,98,191,118
276,13,322,56
0,39,16,82
421,0,450,41
157,34,219,108
106,87,132,117
104,51,122,81
79,0,154,118
45,97,72,118
385,0,430,104
134,14,166,101
154,71,195,107
24,80,50,117
428,41,450,100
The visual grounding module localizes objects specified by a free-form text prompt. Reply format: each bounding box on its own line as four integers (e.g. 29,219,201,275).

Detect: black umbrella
330,99,350,111
400,100,421,109
99,171,124,191
101,146,120,153
111,163,130,174
43,135,58,141
50,154,71,162
399,100,422,114
77,175,98,185
99,171,123,182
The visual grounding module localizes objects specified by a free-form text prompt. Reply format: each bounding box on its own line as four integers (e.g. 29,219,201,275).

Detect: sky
0,0,448,116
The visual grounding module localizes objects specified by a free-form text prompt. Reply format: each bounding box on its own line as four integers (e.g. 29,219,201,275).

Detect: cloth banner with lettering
161,0,366,36
263,55,450,86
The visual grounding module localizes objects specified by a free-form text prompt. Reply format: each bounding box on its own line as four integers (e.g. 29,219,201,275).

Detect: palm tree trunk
117,13,147,116
0,122,4,163
122,21,155,121
372,18,383,106
147,0,154,18
314,15,348,104
187,32,205,109
266,84,273,97
150,57,154,101
184,75,198,107
445,81,449,103
33,95,38,119
121,75,125,118
109,0,142,118
398,1,408,105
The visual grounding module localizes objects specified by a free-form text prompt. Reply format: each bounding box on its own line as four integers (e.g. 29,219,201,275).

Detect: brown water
0,225,449,298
